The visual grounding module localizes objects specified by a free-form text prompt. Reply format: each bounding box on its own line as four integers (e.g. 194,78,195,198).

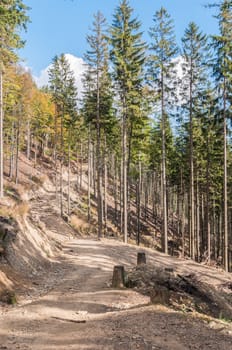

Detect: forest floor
0,154,232,349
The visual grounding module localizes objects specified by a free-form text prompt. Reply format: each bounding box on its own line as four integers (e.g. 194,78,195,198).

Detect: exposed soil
0,234,232,350
0,154,232,349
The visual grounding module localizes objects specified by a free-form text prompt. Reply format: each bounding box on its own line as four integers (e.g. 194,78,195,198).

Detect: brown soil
0,235,232,350
0,154,232,349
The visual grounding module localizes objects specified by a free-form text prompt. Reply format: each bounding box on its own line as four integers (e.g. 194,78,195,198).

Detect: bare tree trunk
15,108,20,185
27,119,31,159
9,122,15,179
196,174,200,262
60,105,64,217
223,78,228,272
54,107,58,200
120,156,123,233
34,140,38,166
189,67,195,260
136,160,142,245
92,142,96,198
101,174,104,235
80,142,83,191
161,70,168,254
114,156,118,226
96,64,102,239
87,128,91,223
206,138,211,265
181,170,185,258
219,211,222,259
201,193,205,255
104,149,108,235
122,102,128,243
0,70,4,198
67,139,71,217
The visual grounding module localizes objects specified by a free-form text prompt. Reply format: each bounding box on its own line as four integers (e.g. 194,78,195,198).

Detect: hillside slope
0,152,232,349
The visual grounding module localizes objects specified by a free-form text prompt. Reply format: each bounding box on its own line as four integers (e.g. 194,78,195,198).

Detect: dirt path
0,183,232,350
0,236,232,350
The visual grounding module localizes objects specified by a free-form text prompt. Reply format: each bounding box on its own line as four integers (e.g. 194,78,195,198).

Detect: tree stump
137,252,146,266
228,248,232,273
150,285,170,305
112,265,125,288
164,267,174,274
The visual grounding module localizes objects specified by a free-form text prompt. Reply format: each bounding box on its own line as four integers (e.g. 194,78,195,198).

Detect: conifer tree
0,0,29,198
148,7,178,253
49,54,77,216
211,0,232,271
83,11,112,238
181,22,209,260
110,0,146,243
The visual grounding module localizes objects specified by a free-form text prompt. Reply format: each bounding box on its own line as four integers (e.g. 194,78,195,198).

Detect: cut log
137,252,146,265
112,265,125,288
228,249,232,273
150,285,170,305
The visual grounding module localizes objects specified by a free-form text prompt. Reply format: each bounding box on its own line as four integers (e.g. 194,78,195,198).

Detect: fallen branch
51,316,86,324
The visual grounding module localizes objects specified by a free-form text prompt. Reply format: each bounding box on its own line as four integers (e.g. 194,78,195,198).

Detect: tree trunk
114,156,118,226
27,119,31,159
67,138,71,217
206,137,211,265
104,149,108,235
137,160,142,245
122,103,128,243
54,106,58,200
15,108,20,185
9,122,15,179
196,174,200,262
96,64,102,239
60,105,64,217
189,68,195,260
120,156,123,234
87,129,91,223
0,70,4,198
223,78,228,272
80,142,83,191
161,69,168,254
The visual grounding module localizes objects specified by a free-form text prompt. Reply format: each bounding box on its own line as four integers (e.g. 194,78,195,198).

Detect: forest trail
0,187,232,350
1,237,232,350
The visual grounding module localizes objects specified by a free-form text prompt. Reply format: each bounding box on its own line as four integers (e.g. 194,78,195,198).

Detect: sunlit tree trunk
223,77,228,272
67,136,71,217
161,70,168,254
0,70,4,198
87,129,91,223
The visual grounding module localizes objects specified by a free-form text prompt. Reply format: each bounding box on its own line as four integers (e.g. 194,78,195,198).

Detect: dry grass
14,202,29,218
31,174,48,186
0,201,29,220
0,205,13,218
70,214,92,236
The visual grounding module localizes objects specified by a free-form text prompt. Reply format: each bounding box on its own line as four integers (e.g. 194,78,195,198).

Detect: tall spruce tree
83,11,111,238
211,0,232,271
110,0,146,243
181,22,209,260
0,0,29,198
48,54,77,216
148,7,178,254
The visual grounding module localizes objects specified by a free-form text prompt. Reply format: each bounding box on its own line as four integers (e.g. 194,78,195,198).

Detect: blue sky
20,0,219,76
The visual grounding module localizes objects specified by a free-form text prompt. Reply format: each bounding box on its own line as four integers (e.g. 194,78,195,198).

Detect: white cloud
34,66,50,88
33,53,87,98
